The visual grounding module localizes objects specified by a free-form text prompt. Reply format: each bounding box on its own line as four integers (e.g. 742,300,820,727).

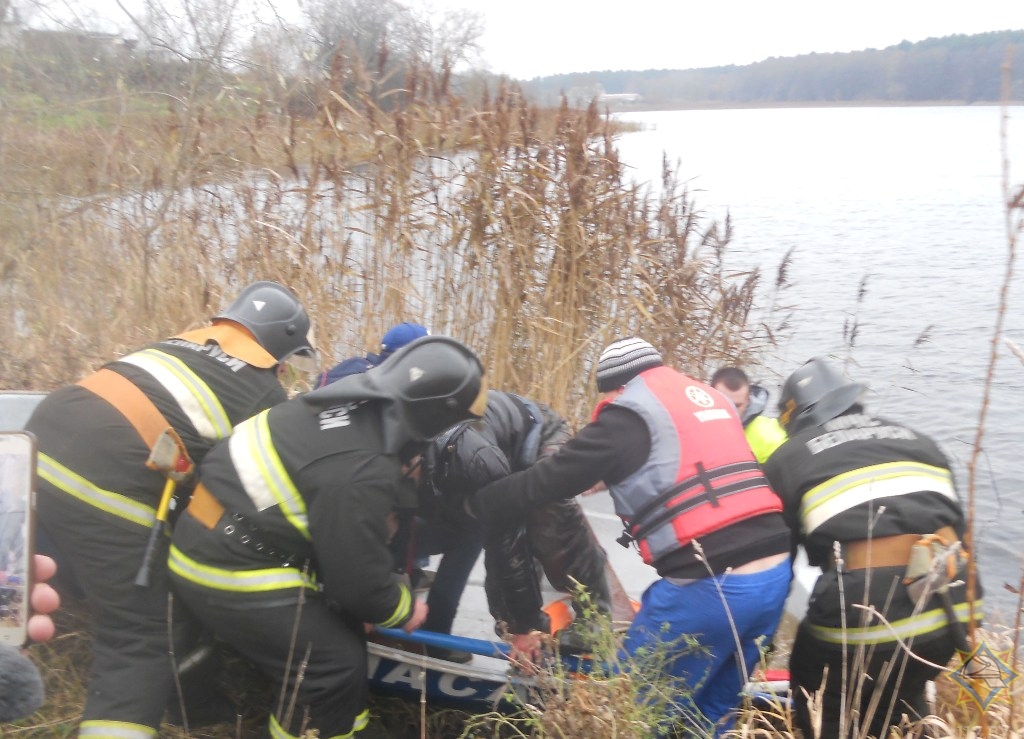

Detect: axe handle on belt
135,477,178,588
136,428,194,588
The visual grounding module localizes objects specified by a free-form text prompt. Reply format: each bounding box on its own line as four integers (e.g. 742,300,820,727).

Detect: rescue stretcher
366,604,797,713
362,496,817,715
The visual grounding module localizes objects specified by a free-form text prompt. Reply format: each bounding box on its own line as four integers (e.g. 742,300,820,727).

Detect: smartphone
0,431,36,647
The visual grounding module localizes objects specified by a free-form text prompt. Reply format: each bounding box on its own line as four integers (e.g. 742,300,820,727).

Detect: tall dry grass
0,35,770,415
0,28,777,738
3,20,1020,739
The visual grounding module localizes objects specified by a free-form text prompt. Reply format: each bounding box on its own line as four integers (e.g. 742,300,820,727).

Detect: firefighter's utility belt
78,368,172,451
188,483,303,568
188,482,225,527
841,525,959,571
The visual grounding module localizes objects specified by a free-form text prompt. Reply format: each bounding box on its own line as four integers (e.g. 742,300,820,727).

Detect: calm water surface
615,106,1024,617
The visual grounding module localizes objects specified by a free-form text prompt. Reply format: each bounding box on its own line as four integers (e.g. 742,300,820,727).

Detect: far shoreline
599,99,1023,113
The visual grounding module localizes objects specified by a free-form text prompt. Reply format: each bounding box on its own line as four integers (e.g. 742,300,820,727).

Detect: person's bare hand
27,555,60,643
508,631,544,674
582,480,607,496
401,454,424,485
403,598,429,633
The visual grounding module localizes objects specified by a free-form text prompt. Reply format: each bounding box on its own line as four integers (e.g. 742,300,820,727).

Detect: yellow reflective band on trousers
168,544,317,594
269,708,370,738
808,598,984,645
120,349,232,442
229,411,311,539
78,719,158,738
800,462,956,535
37,453,156,528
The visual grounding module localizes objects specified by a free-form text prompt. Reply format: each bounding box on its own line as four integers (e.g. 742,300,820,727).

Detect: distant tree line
0,0,491,113
522,31,1024,108
3,1,1021,122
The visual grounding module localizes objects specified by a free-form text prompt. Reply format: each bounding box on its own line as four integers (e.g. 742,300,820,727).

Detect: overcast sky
427,0,1024,79
64,0,1023,81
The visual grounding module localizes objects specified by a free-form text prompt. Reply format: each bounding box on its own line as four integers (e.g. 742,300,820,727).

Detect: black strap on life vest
617,460,765,548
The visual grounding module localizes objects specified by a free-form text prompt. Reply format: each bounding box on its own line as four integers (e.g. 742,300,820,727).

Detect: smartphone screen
0,431,36,647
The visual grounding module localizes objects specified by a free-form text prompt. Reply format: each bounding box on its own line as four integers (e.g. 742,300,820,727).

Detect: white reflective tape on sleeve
229,412,310,539
121,349,232,441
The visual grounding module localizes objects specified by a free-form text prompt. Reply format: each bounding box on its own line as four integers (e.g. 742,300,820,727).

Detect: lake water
614,106,1024,618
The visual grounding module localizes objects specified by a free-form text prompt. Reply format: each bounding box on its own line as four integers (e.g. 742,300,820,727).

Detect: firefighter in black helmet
169,336,487,739
27,281,315,737
765,357,982,738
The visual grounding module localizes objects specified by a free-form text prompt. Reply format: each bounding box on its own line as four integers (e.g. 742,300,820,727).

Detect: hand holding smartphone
0,431,36,647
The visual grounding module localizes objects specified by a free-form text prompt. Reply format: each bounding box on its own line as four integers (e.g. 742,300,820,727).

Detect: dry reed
2,10,1020,739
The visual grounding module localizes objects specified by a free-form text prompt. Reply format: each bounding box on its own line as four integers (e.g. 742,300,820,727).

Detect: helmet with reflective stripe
214,281,314,362
778,357,867,434
374,336,488,441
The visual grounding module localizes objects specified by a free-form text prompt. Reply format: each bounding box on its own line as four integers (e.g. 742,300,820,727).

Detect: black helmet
778,357,867,434
304,335,488,449
214,281,315,362
374,336,487,440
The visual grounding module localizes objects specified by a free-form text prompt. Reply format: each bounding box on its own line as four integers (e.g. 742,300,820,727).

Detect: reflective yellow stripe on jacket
800,461,957,535
809,598,983,645
78,719,158,738
168,544,318,593
38,453,156,528
229,411,311,540
379,584,413,628
120,349,232,442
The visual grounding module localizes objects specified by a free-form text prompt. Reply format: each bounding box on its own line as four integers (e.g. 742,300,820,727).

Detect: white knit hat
596,338,664,392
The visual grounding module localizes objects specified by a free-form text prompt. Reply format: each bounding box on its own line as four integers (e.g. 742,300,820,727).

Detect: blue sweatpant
621,556,791,737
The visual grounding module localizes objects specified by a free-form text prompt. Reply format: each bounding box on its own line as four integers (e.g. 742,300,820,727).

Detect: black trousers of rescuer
172,576,370,738
790,565,972,739
36,487,201,731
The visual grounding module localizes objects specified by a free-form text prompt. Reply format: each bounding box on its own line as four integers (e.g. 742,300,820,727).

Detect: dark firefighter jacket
169,396,416,629
28,329,286,531
763,410,965,567
763,409,982,647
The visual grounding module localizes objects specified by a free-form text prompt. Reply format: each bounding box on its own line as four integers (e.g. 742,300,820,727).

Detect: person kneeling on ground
169,336,487,739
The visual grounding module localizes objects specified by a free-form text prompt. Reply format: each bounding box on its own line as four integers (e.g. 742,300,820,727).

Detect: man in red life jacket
468,338,792,737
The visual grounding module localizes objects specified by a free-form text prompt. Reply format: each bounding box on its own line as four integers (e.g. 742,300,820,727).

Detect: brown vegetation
2,1,1021,737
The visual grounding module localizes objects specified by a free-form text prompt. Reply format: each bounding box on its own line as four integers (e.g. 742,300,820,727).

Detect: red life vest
596,366,782,565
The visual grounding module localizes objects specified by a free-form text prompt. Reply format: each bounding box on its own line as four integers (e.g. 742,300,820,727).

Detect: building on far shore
597,93,641,105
